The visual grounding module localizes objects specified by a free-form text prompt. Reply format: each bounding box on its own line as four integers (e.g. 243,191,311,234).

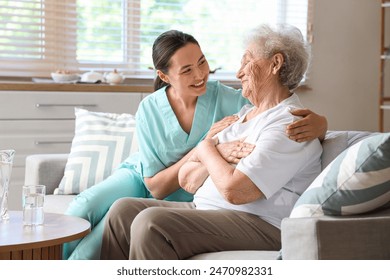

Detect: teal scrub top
128,80,249,200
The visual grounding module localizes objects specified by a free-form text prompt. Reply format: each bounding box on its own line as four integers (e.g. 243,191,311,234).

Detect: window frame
0,0,313,83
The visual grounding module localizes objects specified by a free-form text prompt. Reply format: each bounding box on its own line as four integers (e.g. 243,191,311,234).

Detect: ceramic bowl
51,72,80,83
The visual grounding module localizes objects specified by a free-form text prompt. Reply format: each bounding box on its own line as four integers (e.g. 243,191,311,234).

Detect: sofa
24,130,390,260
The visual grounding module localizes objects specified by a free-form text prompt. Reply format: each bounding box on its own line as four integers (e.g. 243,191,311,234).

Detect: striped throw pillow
55,108,137,195
290,133,390,218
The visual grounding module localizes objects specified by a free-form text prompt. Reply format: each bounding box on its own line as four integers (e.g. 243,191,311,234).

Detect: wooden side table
0,211,90,260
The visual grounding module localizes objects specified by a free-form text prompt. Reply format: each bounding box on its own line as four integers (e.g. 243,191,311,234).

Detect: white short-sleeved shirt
194,93,323,228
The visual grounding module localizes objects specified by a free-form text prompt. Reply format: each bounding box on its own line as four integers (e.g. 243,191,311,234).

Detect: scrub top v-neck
156,84,210,146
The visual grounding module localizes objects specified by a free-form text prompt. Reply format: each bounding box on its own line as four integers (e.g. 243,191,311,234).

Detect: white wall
297,0,389,132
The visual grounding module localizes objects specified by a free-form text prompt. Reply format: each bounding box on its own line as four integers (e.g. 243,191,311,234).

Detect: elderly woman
100,24,323,260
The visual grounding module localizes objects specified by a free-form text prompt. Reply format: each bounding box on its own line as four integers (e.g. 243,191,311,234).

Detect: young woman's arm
286,109,328,142
144,149,195,199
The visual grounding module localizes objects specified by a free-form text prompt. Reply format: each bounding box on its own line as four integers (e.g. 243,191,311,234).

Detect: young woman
64,30,328,259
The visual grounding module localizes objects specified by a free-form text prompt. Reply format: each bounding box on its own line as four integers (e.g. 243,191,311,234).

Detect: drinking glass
22,185,46,226
0,149,15,221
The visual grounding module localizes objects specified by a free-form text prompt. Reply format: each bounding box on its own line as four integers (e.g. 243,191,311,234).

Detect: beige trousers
100,197,281,260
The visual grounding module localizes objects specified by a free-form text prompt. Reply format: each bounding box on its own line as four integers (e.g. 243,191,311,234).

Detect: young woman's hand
286,108,328,142
205,115,239,139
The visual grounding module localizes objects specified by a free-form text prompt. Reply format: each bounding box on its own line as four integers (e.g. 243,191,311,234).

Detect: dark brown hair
152,30,199,91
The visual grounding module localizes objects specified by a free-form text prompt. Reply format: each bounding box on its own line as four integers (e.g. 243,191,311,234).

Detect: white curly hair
244,24,311,90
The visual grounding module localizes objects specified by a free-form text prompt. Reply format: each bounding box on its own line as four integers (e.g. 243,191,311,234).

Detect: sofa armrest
25,154,68,195
281,209,390,259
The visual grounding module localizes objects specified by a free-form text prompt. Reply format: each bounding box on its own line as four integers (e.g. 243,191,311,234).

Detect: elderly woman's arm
180,138,262,204
179,139,255,194
178,161,208,194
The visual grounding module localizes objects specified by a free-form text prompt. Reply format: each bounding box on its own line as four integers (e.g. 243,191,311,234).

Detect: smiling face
236,42,286,106
236,42,274,101
157,43,210,98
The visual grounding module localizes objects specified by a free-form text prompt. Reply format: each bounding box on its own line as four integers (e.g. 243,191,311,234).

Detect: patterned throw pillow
55,108,137,195
290,133,390,218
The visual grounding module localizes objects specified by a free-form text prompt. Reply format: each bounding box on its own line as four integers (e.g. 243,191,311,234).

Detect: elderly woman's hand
205,115,239,139
216,139,255,164
189,138,254,165
286,108,328,142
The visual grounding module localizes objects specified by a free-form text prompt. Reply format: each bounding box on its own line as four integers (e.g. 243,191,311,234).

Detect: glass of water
22,185,45,226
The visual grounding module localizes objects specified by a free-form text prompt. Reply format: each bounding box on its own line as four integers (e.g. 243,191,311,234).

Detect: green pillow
290,133,390,217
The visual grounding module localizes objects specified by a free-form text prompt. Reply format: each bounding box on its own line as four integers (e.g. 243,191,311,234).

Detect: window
0,0,310,80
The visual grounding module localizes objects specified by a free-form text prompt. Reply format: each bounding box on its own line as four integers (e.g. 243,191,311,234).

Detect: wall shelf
379,0,390,131
381,105,390,110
